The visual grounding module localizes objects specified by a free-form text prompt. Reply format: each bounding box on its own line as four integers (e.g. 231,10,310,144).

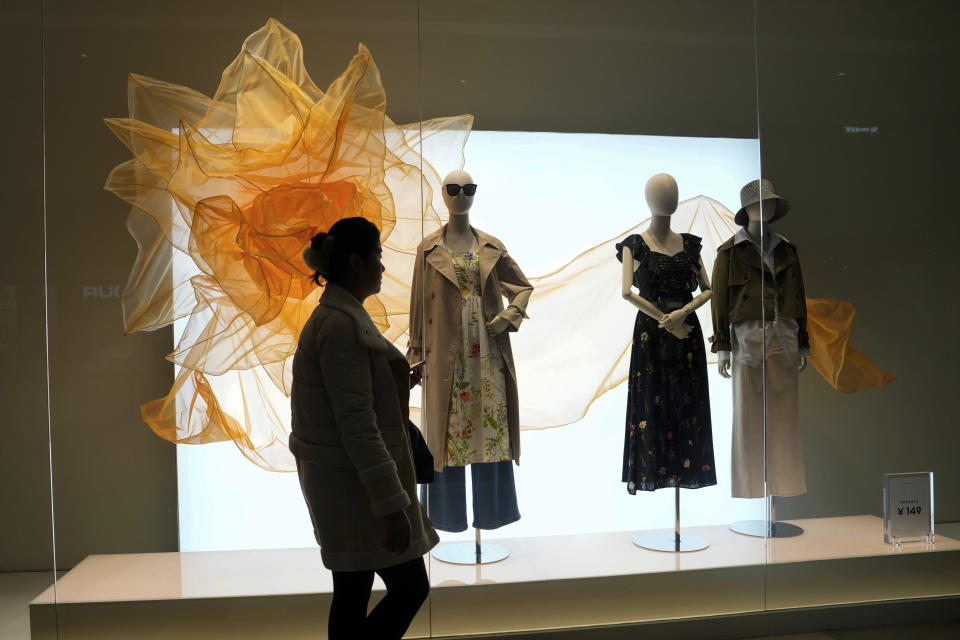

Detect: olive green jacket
710,230,809,353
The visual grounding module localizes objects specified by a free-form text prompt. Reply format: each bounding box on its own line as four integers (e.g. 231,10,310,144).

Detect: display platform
29,517,960,639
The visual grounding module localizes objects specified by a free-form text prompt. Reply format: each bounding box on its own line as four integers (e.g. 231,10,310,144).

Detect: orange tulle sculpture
104,18,471,471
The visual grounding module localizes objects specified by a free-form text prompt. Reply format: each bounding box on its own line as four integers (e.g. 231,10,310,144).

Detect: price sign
883,472,934,545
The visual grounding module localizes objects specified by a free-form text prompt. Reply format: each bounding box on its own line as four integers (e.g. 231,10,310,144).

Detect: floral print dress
615,233,717,493
445,249,513,467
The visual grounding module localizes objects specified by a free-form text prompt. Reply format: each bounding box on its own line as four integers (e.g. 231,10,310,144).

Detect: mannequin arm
488,249,534,336
659,256,713,331
496,252,533,325
621,250,666,322
710,248,732,353
406,244,425,363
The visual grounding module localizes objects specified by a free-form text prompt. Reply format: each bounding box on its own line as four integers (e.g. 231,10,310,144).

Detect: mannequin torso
441,169,509,336
639,215,685,258
717,200,807,378
620,174,712,339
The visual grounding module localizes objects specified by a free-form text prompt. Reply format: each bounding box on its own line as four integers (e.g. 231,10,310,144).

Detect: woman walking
291,216,438,639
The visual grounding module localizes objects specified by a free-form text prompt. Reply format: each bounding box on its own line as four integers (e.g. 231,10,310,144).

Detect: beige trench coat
407,226,533,471
290,283,438,572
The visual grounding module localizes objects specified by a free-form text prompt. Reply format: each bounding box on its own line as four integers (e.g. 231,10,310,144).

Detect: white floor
0,573,57,640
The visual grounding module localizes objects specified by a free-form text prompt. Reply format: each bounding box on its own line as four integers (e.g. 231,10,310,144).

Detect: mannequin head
442,169,475,215
645,173,679,216
735,179,790,226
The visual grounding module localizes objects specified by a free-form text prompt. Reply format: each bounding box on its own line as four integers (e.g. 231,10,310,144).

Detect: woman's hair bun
310,232,329,252
302,246,324,273
303,232,334,275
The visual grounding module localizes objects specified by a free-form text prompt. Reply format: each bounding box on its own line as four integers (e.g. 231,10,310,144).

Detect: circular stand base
729,520,804,538
431,542,509,565
633,530,709,552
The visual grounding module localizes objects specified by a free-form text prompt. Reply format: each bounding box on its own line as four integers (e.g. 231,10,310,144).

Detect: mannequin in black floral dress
616,174,717,495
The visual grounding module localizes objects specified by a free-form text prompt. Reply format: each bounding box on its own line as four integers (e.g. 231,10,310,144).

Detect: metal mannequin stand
730,496,804,538
634,487,709,552
432,528,509,565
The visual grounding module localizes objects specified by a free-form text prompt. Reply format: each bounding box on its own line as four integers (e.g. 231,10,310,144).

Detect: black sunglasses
445,183,477,197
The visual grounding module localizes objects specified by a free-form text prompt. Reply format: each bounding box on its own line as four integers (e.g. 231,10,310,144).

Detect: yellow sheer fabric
806,298,895,392
104,19,470,471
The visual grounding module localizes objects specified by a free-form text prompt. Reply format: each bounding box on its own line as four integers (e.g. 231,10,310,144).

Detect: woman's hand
382,509,412,553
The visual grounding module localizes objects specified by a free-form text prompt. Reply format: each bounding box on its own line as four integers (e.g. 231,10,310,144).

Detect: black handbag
407,420,435,484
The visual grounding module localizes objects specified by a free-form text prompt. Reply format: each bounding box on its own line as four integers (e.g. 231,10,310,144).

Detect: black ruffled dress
615,233,717,493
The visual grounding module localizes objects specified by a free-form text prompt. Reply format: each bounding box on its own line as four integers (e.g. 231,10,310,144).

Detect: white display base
633,529,709,552
730,519,804,538
432,541,509,565
30,517,960,639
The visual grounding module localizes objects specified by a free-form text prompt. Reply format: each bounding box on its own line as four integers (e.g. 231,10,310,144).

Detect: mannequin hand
382,509,412,554
798,356,808,372
658,310,689,332
486,316,510,336
409,362,424,389
666,323,691,340
718,353,732,379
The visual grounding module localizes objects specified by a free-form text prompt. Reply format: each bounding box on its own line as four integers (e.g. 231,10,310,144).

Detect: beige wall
1,0,956,572
0,0,52,572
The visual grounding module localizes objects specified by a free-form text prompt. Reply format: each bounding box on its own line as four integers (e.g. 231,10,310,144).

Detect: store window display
408,170,533,559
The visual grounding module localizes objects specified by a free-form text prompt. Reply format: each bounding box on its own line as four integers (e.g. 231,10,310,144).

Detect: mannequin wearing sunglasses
615,173,717,506
408,169,533,543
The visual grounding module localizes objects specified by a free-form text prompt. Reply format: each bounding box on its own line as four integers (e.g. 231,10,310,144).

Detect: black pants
329,556,429,640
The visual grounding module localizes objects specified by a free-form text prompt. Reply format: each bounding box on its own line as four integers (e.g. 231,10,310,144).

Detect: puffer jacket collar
319,283,391,353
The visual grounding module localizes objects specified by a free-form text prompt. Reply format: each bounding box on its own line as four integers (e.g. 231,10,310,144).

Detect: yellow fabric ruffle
806,298,895,392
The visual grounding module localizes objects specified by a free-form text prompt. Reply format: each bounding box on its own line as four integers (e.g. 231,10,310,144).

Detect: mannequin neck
443,212,477,252
745,220,772,251
446,212,471,234
647,214,673,239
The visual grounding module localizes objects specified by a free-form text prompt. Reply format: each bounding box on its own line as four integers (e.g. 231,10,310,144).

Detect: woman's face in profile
362,244,385,296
